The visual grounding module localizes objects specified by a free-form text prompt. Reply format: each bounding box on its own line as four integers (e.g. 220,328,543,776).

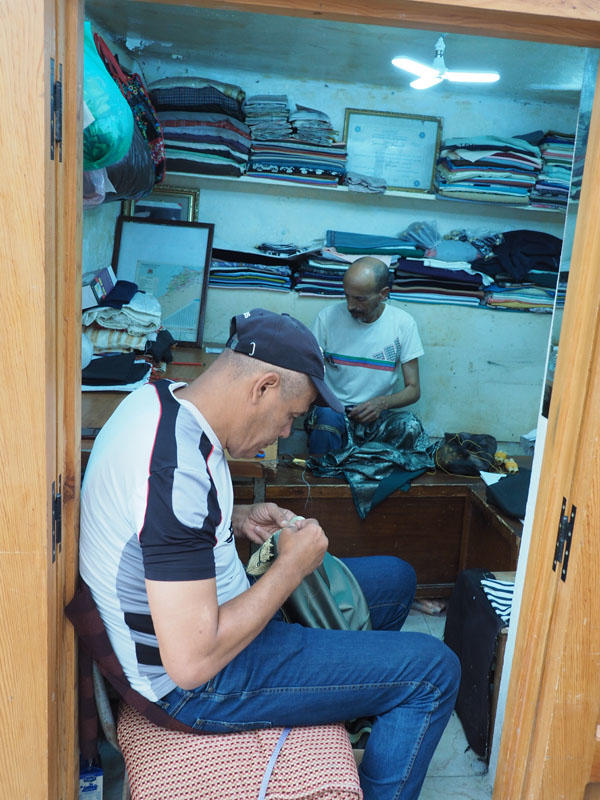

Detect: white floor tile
428,712,488,777
419,774,493,800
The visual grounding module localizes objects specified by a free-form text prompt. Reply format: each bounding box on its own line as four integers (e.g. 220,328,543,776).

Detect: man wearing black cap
80,308,459,800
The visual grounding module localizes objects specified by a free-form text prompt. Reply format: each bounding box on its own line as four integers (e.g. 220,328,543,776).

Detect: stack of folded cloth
82,282,163,353
243,95,293,140
247,139,347,186
342,172,386,193
390,257,487,307
483,284,557,311
293,249,355,297
324,229,424,258
208,248,293,291
530,131,575,210
294,245,401,297
149,76,251,177
436,135,542,205
289,105,338,145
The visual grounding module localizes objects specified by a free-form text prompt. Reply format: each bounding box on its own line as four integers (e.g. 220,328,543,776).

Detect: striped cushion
117,703,362,800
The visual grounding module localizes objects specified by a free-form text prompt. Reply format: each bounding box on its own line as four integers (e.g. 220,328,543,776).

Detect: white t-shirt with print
312,303,424,406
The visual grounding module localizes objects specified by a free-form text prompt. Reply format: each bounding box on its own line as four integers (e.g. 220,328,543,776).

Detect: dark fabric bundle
104,123,156,202
472,229,563,282
307,411,435,519
486,468,532,519
435,432,498,476
82,353,149,386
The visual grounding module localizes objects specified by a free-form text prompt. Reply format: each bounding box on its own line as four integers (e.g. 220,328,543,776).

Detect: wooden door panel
494,55,600,800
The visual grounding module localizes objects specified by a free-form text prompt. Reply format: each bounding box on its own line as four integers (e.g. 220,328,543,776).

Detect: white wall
203,287,558,441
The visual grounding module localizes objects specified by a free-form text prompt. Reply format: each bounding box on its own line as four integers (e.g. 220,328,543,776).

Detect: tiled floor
99,606,492,799
403,607,493,800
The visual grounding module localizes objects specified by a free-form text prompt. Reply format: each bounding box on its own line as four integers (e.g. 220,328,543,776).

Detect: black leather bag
435,432,498,476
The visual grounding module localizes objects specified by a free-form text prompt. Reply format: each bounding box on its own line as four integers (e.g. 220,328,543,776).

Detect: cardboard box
82,265,117,310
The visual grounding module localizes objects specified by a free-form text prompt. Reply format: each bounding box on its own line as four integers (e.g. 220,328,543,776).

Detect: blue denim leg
340,555,416,630
157,559,459,800
307,406,347,454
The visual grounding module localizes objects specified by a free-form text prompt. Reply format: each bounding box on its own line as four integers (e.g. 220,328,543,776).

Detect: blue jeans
306,405,347,454
157,557,460,800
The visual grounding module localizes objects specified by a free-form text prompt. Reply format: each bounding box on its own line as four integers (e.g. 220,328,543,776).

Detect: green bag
247,527,372,631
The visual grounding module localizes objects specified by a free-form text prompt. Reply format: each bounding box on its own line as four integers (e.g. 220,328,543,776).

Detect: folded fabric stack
390,257,487,307
289,105,338,145
530,131,575,210
324,229,424,257
82,290,163,352
208,248,293,291
436,135,542,205
243,95,293,140
470,228,563,312
293,250,353,297
483,284,557,311
247,140,347,186
149,77,251,177
343,171,386,193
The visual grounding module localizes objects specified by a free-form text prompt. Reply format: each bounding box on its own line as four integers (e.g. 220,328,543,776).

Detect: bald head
345,257,390,293
343,257,390,323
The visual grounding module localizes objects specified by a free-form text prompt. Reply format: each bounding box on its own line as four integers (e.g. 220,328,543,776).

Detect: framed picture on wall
112,217,214,346
343,108,442,193
122,184,200,222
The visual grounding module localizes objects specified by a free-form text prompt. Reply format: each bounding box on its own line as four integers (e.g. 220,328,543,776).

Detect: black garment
471,229,563,282
100,280,138,309
443,569,505,759
82,353,149,386
486,468,532,519
145,329,176,364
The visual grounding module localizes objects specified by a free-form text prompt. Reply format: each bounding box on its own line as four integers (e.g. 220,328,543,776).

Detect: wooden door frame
38,0,593,797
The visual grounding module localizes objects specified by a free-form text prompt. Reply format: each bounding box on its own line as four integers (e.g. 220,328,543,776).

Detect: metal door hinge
552,497,576,581
51,475,62,563
50,58,63,162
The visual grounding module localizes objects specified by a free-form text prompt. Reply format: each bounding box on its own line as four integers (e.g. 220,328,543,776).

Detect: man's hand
232,502,296,544
349,397,387,424
277,517,328,578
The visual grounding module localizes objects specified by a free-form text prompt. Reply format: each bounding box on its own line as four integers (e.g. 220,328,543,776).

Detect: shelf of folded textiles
167,171,567,212
166,171,437,200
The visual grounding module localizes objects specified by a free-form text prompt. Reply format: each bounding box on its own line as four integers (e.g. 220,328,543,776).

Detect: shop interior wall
82,26,575,442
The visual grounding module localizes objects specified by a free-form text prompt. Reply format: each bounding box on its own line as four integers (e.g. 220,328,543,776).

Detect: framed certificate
343,108,442,193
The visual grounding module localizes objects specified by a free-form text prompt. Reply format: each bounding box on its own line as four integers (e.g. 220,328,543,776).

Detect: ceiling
86,1,591,104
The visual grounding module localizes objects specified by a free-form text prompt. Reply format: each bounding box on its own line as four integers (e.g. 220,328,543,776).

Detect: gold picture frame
343,108,442,193
122,184,200,222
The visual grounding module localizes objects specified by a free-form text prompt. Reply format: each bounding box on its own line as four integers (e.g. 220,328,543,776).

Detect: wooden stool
117,703,363,800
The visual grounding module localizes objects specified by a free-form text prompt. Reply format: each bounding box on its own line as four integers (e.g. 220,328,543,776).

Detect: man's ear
380,285,390,301
250,371,281,404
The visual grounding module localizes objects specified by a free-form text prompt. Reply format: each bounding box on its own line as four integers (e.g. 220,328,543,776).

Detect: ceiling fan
392,35,500,90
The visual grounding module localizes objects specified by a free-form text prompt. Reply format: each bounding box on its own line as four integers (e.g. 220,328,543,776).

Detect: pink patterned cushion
117,703,363,800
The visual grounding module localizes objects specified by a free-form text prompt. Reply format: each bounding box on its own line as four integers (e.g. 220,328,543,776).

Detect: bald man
309,256,424,454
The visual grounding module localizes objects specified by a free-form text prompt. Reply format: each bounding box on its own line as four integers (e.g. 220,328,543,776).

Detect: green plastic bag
83,21,133,170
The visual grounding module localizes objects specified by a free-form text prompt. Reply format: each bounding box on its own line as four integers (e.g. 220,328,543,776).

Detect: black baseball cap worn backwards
227,308,343,413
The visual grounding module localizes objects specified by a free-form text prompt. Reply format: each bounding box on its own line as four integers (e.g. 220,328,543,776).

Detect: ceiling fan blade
391,57,439,79
444,70,500,84
410,75,444,90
